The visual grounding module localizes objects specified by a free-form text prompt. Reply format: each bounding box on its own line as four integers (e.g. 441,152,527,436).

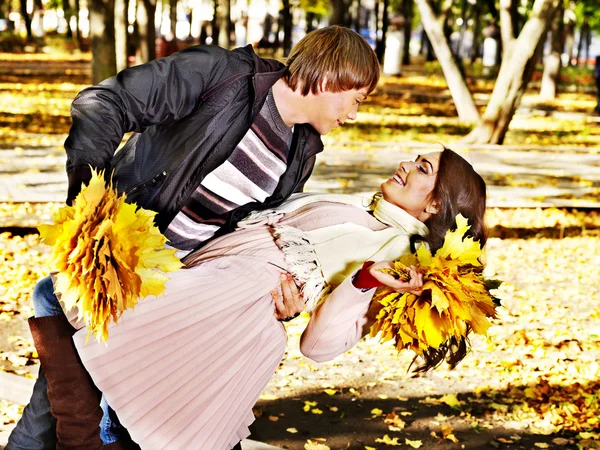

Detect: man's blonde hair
284,26,380,96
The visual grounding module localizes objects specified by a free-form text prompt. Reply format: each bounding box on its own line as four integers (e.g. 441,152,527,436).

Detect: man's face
307,88,368,135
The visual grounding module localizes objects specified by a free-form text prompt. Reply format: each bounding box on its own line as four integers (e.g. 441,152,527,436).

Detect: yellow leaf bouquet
369,214,501,363
38,169,182,342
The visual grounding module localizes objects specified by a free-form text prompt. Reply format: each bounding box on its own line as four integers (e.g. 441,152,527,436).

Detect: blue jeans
6,276,125,448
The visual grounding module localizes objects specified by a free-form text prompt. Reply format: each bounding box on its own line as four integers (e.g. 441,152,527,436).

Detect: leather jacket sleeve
64,46,237,204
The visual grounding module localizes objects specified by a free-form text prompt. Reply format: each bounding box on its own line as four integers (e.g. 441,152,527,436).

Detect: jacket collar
252,53,288,101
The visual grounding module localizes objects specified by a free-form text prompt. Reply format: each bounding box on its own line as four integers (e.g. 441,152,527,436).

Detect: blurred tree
375,0,390,62
170,0,178,40
540,0,564,100
470,1,483,62
329,0,350,26
283,1,292,55
401,0,413,65
464,0,560,144
572,0,600,65
136,0,156,63
115,0,128,71
300,0,327,32
415,0,479,122
563,1,576,65
19,0,32,40
63,0,72,38
211,0,220,45
575,18,589,65
90,0,117,83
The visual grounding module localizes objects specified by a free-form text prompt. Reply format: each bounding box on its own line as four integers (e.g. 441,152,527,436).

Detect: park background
1,0,600,448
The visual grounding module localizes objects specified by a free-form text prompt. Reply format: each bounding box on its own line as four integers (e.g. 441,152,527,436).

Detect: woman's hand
272,273,305,322
366,261,424,295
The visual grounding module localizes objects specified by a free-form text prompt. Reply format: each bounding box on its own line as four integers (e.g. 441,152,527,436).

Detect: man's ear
425,201,439,215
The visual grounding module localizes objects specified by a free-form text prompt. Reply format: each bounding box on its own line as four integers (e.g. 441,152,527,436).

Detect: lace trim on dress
271,225,330,313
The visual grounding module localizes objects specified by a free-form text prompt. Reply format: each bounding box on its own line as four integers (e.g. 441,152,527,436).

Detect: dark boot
102,440,141,450
28,315,104,450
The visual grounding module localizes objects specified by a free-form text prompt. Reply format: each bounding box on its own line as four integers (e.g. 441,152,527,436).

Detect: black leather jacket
64,45,323,233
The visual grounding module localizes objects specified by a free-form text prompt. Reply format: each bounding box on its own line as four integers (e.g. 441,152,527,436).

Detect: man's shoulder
176,44,241,60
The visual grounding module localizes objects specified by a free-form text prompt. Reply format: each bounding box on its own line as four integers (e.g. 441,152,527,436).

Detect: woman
30,148,486,450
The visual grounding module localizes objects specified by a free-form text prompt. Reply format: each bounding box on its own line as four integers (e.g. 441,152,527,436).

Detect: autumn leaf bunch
370,214,501,354
38,170,182,342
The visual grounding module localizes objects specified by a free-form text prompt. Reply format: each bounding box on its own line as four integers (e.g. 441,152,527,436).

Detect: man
7,25,379,449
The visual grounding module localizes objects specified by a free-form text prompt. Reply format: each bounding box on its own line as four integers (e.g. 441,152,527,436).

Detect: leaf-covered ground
1,209,600,449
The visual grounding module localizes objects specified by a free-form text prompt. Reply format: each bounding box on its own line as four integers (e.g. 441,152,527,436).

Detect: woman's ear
425,201,439,215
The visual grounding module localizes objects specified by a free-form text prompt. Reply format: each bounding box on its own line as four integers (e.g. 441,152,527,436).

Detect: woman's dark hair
410,147,487,372
412,147,487,255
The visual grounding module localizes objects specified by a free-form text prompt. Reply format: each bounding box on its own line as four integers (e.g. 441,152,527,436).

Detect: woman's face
380,152,442,221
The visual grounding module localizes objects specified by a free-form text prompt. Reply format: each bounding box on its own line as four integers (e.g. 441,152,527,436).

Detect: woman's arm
300,274,377,363
300,263,424,363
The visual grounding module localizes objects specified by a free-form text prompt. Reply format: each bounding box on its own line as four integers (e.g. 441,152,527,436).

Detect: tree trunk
136,0,156,63
114,0,128,71
467,2,480,62
74,0,81,47
415,0,479,123
32,0,44,38
351,0,360,31
564,21,574,66
170,0,178,39
499,0,516,60
305,11,316,33
329,0,347,26
375,0,389,63
90,0,117,83
63,0,73,38
540,0,563,100
464,0,559,144
584,24,591,67
282,0,292,55
19,0,33,40
211,0,219,45
218,0,232,48
563,4,575,66
402,0,412,66
456,0,467,61
575,20,587,66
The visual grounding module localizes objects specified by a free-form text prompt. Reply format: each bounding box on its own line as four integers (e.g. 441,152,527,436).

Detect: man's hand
366,261,424,295
272,273,305,321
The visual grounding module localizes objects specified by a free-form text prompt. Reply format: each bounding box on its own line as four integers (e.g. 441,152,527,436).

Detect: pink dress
71,203,382,450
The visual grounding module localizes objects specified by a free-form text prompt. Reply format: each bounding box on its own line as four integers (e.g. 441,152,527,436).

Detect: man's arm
64,46,235,202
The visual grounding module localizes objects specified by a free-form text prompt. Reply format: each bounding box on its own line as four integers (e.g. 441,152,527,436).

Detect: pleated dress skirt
71,225,290,450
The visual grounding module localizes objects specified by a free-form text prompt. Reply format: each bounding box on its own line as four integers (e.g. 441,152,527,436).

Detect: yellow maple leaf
436,214,482,266
38,169,182,342
375,434,401,446
304,440,330,450
441,425,459,443
369,213,499,356
439,394,463,408
414,307,445,349
303,400,317,412
371,408,384,417
405,438,423,448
